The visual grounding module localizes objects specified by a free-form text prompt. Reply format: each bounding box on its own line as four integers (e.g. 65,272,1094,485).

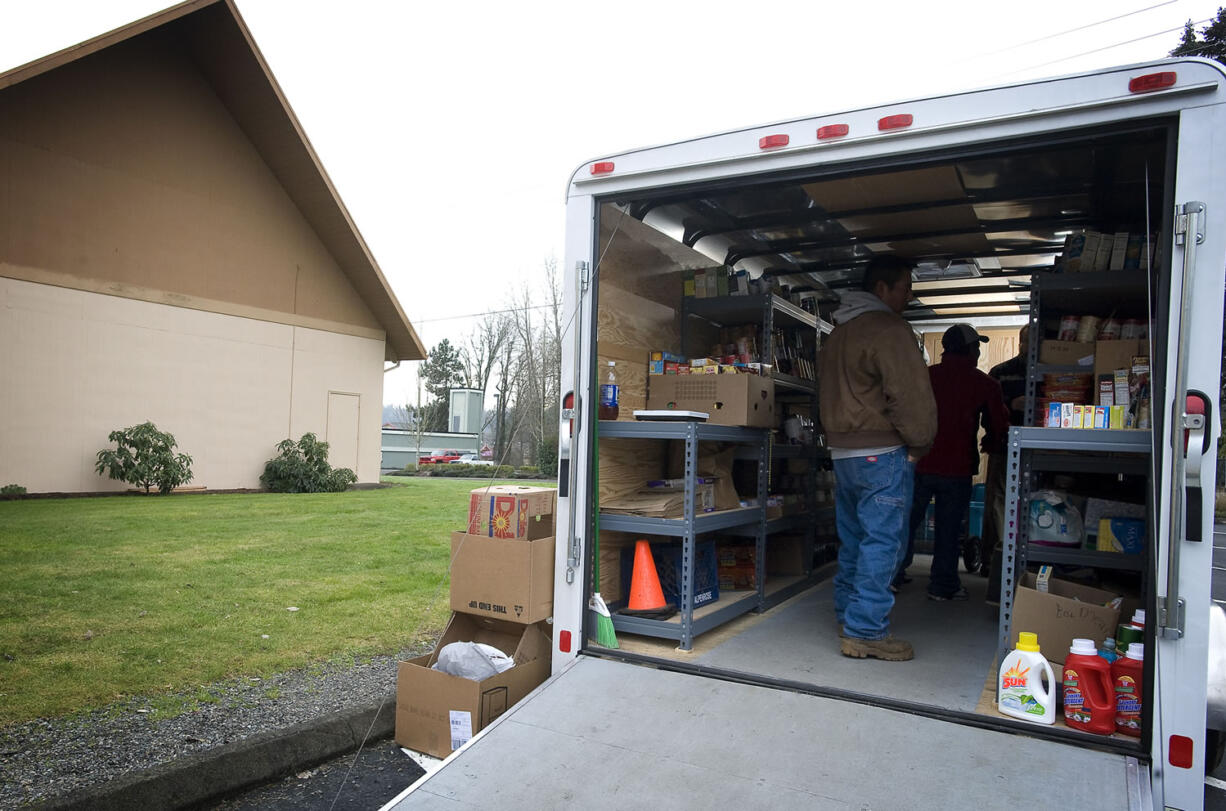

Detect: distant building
0,0,425,492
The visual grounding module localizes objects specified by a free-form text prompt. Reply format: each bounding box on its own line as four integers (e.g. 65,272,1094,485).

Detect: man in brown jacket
818,256,937,661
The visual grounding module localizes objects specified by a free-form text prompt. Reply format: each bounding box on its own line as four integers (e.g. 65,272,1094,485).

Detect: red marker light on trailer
759,134,789,149
878,114,913,131
563,392,575,437
1129,71,1176,94
817,124,849,140
559,630,572,653
590,161,615,175
1169,734,1194,768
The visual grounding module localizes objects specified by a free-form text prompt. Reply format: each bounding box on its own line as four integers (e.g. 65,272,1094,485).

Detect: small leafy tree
95,422,194,494
260,433,357,493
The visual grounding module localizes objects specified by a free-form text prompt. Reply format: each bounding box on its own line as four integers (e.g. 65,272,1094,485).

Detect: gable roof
0,0,426,361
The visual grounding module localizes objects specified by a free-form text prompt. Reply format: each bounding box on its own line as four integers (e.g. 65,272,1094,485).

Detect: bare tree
505,259,563,472
460,312,513,397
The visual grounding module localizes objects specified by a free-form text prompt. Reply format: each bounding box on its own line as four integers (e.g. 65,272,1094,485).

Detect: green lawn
0,479,538,726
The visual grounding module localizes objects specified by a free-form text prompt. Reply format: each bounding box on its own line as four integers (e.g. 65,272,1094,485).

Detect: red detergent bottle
1112,642,1144,737
1063,638,1116,735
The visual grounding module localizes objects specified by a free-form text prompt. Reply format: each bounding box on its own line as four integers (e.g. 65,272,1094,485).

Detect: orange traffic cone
621,539,676,619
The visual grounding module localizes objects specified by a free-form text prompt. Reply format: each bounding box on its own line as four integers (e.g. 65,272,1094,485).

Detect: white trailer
387,59,1225,810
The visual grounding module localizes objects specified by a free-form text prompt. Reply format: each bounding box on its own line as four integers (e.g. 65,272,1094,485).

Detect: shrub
1,484,27,496
95,422,194,495
417,463,515,478
536,437,558,477
260,433,356,493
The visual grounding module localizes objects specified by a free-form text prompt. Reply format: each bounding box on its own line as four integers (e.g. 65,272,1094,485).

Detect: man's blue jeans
832,448,914,640
896,473,973,598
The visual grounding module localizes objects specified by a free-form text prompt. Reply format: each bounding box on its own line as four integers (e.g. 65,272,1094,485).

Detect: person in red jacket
893,324,1010,600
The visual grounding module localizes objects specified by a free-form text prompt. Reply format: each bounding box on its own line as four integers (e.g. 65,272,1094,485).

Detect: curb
38,692,397,811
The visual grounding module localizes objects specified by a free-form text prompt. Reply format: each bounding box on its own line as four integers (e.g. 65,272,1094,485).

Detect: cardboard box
467,486,555,539
450,532,554,623
1010,572,1121,665
395,614,551,759
1094,340,1146,403
1039,340,1094,366
647,373,776,427
767,535,808,576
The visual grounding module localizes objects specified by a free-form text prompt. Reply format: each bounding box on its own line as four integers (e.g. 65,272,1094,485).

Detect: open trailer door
1149,94,1226,806
382,655,1150,809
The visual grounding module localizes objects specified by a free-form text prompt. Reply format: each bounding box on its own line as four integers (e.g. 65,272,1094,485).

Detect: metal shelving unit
999,270,1154,661
681,292,828,590
599,420,768,651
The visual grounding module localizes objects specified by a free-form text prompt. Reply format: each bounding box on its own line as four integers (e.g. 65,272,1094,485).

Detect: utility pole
414,372,423,471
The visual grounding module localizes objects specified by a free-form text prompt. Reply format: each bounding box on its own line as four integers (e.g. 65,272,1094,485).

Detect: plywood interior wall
592,207,726,604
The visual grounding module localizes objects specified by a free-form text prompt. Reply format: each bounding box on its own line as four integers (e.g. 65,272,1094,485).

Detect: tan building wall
0,32,380,337
0,277,384,492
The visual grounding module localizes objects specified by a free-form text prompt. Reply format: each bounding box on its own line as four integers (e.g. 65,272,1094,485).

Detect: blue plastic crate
968,502,984,538
619,539,720,609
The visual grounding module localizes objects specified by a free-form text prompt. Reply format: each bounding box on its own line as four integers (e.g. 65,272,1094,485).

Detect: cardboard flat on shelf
1010,572,1121,665
395,613,551,760
1039,340,1094,366
646,374,775,427
450,531,554,624
600,482,717,519
466,485,555,539
1094,340,1146,402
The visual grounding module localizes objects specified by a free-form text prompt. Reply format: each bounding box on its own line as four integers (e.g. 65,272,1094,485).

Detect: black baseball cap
942,323,989,352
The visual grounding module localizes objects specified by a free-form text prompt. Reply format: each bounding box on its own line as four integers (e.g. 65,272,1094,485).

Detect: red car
418,449,463,465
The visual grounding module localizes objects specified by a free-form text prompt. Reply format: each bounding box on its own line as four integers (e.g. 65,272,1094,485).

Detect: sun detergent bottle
998,631,1055,724
1112,642,1144,737
1063,638,1116,734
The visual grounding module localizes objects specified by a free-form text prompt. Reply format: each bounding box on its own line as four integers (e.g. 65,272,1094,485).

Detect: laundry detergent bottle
1112,642,1144,737
998,631,1055,724
1063,638,1116,734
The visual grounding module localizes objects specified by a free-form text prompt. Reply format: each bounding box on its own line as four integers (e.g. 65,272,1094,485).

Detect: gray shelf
1036,363,1093,374
1032,270,1149,315
1028,451,1151,475
601,420,767,443
761,574,817,611
1024,545,1146,571
1010,427,1151,453
599,507,762,536
684,293,817,330
610,589,761,641
773,372,817,394
721,513,807,538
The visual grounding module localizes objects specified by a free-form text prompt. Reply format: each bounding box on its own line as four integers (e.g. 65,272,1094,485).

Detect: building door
326,392,360,473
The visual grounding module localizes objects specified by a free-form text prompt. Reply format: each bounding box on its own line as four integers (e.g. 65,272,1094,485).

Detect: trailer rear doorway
588,119,1170,752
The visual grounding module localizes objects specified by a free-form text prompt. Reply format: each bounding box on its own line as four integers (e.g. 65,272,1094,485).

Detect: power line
953,1,1178,64
413,302,555,324
1001,17,1213,76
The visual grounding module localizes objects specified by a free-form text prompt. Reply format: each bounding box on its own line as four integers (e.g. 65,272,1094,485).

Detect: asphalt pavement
208,739,424,810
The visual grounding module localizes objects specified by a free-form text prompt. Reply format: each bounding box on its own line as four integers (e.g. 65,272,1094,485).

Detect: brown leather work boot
840,635,914,661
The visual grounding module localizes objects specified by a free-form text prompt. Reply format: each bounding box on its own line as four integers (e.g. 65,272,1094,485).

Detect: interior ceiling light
912,262,981,281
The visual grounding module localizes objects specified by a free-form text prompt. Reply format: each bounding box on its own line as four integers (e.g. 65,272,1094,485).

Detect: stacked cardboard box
395,485,556,759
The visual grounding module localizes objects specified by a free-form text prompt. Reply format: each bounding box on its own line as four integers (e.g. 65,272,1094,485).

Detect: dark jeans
895,473,973,597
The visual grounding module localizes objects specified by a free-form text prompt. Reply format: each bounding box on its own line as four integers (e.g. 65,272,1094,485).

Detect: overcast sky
3,0,1220,407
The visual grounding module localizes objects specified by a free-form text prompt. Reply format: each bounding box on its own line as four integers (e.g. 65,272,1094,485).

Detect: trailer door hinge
577,260,590,294
1175,202,1206,246
1160,596,1186,639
